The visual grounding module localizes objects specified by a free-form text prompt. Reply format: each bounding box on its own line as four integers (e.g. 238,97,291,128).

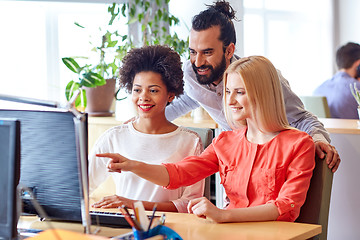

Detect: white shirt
89,123,204,213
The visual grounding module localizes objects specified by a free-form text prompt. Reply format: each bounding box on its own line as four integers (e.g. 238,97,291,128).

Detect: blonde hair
223,56,290,132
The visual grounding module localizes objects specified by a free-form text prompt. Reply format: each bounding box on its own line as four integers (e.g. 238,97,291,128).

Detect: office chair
186,127,214,200
299,96,332,118
296,155,334,240
186,127,213,149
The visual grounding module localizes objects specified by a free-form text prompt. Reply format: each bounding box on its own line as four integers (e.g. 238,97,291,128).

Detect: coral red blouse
164,128,315,222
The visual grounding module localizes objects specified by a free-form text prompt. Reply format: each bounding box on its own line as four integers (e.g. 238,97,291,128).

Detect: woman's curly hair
119,45,184,97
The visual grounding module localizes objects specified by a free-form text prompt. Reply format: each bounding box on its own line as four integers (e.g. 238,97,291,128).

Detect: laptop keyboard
90,210,131,228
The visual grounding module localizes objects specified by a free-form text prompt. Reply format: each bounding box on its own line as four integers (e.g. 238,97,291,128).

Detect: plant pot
84,78,116,117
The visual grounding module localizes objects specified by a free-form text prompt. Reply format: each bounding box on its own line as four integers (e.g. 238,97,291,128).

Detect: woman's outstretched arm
96,153,170,187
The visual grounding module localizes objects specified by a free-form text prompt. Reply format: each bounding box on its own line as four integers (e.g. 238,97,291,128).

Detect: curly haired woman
89,45,204,212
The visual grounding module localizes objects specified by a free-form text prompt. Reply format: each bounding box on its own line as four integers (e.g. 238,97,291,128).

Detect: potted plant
62,6,132,114
350,82,360,119
62,32,131,115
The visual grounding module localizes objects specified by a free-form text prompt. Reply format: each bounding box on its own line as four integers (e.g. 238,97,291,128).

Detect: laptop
0,119,21,240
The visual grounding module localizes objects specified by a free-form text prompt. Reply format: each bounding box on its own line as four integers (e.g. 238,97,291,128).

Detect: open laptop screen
0,109,88,222
0,119,21,240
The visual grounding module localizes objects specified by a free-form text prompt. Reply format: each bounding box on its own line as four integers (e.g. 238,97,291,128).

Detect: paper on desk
133,201,150,230
26,229,109,240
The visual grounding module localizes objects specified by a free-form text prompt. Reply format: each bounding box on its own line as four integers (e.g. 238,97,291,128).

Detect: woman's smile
138,104,155,112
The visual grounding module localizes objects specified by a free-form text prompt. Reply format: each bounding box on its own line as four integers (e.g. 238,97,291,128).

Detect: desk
319,118,360,134
318,118,360,239
19,213,321,240
17,182,320,240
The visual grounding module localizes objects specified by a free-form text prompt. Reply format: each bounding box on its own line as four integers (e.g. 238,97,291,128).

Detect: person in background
89,45,204,212
98,56,315,223
163,0,340,172
314,42,360,119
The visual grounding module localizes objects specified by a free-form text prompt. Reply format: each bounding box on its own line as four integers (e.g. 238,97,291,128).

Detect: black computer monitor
0,119,21,240
0,109,88,223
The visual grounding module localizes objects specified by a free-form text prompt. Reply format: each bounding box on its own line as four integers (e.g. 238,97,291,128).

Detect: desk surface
319,118,360,134
19,213,321,240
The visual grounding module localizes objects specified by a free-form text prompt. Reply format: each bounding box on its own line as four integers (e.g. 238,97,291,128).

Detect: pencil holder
133,225,183,240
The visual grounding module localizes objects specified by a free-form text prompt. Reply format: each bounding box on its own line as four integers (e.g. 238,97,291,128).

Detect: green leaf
65,80,80,101
138,13,144,22
157,9,162,19
121,4,127,17
128,17,138,25
144,1,150,11
62,57,81,74
350,83,360,105
74,22,85,28
107,40,118,48
76,88,87,110
129,6,136,17
108,3,117,25
172,16,180,25
80,72,106,87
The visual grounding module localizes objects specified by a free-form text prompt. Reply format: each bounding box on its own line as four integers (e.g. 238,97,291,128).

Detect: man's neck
211,79,222,86
340,68,356,78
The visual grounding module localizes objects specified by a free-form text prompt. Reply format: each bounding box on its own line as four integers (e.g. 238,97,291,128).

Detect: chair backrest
186,127,213,149
296,155,334,240
299,96,332,118
186,127,214,200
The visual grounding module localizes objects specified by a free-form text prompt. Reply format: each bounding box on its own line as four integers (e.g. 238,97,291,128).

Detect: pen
123,205,141,230
147,204,157,231
110,230,134,240
132,202,140,223
160,213,166,225
119,205,139,230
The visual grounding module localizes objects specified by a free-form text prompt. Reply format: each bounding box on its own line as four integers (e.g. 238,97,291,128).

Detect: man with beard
165,0,340,172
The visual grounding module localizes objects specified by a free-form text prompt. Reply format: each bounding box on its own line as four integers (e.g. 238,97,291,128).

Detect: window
243,0,333,95
1,0,334,107
0,1,126,104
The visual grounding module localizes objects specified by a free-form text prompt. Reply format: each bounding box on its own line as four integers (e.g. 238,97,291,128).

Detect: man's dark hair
192,0,237,51
336,42,360,69
119,45,184,97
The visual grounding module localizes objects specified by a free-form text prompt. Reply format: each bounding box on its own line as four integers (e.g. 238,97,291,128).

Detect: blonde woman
98,56,315,222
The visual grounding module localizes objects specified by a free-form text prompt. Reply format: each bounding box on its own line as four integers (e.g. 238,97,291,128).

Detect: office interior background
0,0,359,107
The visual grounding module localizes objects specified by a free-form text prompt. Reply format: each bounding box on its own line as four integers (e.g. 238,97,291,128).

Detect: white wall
336,0,360,46
327,132,360,239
